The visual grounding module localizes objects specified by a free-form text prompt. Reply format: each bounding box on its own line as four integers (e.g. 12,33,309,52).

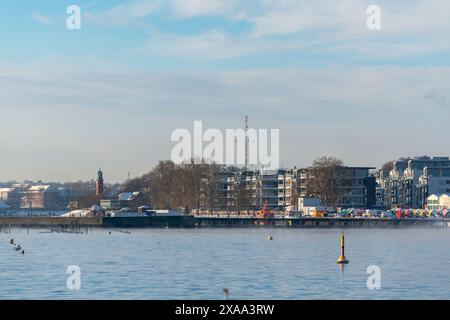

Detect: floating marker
268,235,273,241
336,233,349,264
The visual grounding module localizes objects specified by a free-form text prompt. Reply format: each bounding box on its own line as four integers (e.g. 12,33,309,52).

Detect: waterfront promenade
194,217,448,228
0,216,447,229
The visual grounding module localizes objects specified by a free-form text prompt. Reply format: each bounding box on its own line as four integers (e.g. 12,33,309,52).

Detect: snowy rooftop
28,185,52,192
119,192,141,201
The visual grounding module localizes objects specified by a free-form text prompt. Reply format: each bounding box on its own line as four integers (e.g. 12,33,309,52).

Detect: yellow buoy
336,233,349,264
268,235,273,241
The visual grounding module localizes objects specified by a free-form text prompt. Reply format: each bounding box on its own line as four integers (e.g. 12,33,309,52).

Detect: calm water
1,227,450,300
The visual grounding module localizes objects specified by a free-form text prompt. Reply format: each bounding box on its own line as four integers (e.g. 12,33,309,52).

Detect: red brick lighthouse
96,168,104,196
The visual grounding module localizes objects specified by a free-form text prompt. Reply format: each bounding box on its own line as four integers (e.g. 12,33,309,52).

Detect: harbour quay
0,216,102,228
193,217,449,228
0,216,448,229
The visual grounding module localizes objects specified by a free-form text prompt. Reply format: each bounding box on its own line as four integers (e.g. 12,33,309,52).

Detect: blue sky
3,0,450,70
0,0,450,182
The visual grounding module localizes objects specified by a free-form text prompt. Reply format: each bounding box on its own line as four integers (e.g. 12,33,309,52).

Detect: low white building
298,197,334,216
427,194,450,210
299,197,321,211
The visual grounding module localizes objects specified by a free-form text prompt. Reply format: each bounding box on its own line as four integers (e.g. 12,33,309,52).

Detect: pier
0,216,448,229
0,216,102,228
194,217,449,228
102,215,195,228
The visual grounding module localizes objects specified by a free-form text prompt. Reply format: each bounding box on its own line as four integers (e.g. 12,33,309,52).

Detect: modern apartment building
277,169,299,211
299,166,376,209
226,169,299,211
227,170,274,211
225,166,375,211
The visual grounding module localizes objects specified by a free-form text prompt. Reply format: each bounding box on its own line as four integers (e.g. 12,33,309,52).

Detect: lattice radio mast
244,115,249,170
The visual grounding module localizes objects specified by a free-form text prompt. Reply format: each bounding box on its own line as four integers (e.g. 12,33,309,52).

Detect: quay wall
194,217,449,228
0,216,448,228
103,216,195,228
0,216,102,227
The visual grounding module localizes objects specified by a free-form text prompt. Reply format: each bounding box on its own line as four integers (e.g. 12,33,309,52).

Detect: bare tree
305,156,344,207
378,160,394,176
312,156,343,168
119,161,246,214
182,162,204,213
148,160,178,209
122,177,148,193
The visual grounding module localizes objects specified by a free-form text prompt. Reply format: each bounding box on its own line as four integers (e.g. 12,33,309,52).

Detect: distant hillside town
1,155,450,214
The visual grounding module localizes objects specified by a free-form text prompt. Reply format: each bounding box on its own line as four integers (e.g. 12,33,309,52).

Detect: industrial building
299,166,376,209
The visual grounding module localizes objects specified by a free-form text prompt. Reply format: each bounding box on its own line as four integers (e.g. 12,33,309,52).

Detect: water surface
1,228,449,299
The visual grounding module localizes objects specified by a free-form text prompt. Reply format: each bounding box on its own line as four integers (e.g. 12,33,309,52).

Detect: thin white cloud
1,63,450,181
170,0,234,18
247,0,450,37
81,0,450,61
84,0,450,36
31,12,52,25
138,30,306,60
85,0,161,26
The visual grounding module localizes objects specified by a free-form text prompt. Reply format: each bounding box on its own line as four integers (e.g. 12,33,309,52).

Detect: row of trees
121,160,240,213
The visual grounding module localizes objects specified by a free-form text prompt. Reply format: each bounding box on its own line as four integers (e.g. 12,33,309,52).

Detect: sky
0,0,449,183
